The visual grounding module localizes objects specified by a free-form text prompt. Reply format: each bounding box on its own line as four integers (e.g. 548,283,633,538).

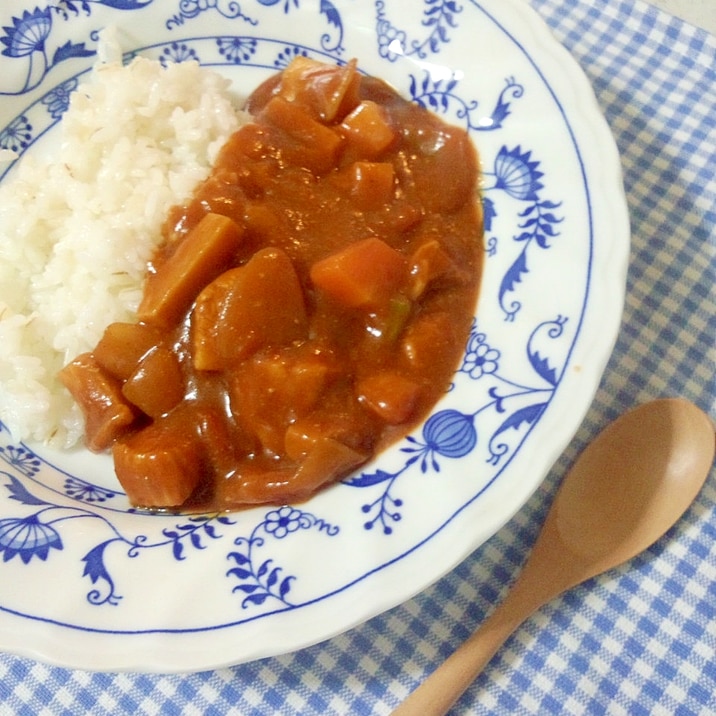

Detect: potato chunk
138,213,244,327
191,247,308,371
121,346,185,418
279,56,360,123
93,322,163,382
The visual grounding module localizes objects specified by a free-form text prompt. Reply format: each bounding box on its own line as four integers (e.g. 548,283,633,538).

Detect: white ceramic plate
0,0,628,672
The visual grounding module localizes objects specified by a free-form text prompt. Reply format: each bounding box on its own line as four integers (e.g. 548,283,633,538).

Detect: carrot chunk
138,212,244,327
59,354,136,451
356,371,422,424
121,346,185,418
191,247,308,371
310,237,408,309
340,100,395,158
93,321,163,382
112,413,203,507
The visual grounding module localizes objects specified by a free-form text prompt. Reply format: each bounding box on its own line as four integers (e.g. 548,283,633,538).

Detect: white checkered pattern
1,0,715,713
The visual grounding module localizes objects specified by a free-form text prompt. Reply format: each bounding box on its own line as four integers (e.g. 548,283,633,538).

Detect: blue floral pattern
0,5,93,96
0,447,339,611
0,0,605,658
0,115,33,153
159,41,198,66
408,73,524,133
227,506,339,608
345,315,570,533
0,513,62,563
376,0,461,59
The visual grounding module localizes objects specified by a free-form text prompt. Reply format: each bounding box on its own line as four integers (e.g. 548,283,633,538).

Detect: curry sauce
60,57,483,510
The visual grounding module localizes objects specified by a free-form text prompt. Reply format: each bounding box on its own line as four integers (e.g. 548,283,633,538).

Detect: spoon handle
391,606,521,715
392,577,546,716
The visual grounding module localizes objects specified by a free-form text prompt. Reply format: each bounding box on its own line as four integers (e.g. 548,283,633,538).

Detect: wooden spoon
393,398,715,716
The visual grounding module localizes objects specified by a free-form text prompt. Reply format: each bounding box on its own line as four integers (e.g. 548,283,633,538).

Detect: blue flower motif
274,44,308,69
217,37,257,64
0,514,62,564
160,42,199,67
263,506,305,539
377,19,406,61
462,332,500,379
0,115,33,153
41,78,77,121
1,7,52,58
64,476,117,504
493,145,544,201
0,443,41,476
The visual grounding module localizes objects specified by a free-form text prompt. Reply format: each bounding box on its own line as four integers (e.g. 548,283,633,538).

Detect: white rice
0,39,249,448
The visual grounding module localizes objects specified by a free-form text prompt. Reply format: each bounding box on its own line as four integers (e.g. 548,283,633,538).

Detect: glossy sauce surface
60,58,483,510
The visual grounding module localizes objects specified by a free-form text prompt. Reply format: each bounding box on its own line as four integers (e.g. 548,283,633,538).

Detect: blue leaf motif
228,551,250,565
494,403,547,438
256,558,271,579
266,566,281,589
279,575,294,599
343,469,395,488
482,196,497,232
94,0,154,8
227,567,252,580
81,541,111,584
320,0,341,29
233,583,260,593
81,539,121,606
244,592,269,606
530,352,558,386
4,473,49,506
52,40,93,65
499,249,528,307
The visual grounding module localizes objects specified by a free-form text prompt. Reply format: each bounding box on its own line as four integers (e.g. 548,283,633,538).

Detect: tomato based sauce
60,58,483,510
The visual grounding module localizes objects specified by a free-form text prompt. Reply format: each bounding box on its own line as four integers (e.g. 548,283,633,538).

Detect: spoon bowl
394,398,715,716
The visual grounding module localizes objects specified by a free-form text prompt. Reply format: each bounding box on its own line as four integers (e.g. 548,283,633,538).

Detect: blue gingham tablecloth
1,0,715,713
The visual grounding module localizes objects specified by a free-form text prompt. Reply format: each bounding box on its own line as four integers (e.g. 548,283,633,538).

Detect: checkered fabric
1,0,715,713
